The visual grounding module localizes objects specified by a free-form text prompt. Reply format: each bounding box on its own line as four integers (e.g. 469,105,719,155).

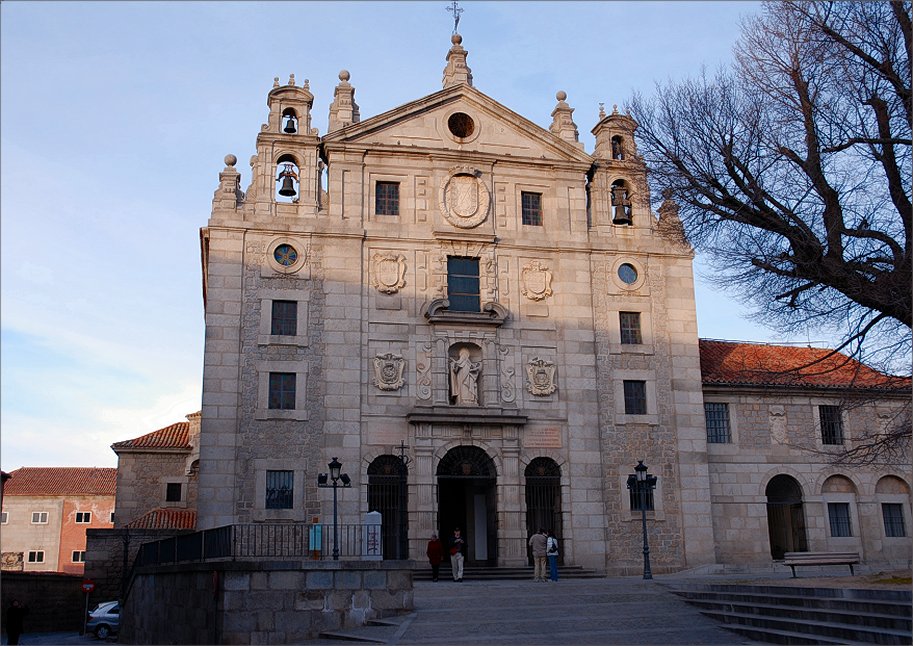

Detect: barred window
271,300,297,336
521,191,543,226
827,502,852,537
819,405,844,445
376,181,400,216
266,470,294,510
619,311,642,345
629,487,655,511
883,503,906,538
447,256,480,312
623,380,647,415
704,403,731,443
268,372,296,410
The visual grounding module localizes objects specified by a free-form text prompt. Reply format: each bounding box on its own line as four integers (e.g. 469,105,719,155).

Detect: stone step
413,565,604,581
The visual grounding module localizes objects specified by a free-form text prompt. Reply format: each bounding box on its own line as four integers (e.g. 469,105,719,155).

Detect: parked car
86,600,119,639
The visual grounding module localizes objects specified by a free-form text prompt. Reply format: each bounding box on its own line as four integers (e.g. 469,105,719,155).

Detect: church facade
196,35,910,574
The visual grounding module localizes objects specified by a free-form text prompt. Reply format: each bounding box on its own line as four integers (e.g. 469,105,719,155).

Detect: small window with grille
623,380,647,415
827,502,852,537
271,300,297,336
819,405,844,445
883,503,906,537
266,470,294,509
629,488,655,511
704,403,731,443
521,191,543,226
619,311,642,345
268,372,296,410
375,181,400,216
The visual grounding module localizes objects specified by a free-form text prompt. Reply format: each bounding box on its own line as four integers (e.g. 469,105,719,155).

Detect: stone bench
782,551,860,578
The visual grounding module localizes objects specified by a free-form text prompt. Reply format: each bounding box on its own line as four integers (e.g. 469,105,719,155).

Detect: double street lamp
317,457,351,560
626,460,658,580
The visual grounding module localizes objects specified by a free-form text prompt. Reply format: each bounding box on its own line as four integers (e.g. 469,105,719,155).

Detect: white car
86,600,119,639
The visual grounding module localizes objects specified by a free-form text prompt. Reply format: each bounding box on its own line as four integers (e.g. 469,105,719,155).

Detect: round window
448,112,475,138
617,263,638,285
273,244,299,267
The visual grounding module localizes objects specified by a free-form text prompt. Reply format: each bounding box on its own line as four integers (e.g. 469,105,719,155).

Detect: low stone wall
0,571,84,633
121,560,414,644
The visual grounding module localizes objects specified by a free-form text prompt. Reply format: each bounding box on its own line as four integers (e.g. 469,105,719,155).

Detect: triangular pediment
321,84,593,165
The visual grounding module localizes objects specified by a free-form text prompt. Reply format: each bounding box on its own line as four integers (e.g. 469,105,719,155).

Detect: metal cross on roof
446,1,463,34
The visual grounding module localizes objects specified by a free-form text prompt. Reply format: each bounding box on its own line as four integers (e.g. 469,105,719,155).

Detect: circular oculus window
447,112,475,138
273,244,299,267
617,263,638,285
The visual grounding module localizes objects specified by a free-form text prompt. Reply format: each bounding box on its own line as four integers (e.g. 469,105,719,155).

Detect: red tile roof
125,508,197,530
699,339,910,391
3,467,117,496
112,422,190,451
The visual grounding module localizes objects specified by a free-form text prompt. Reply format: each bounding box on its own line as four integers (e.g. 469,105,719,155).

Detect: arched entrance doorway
765,474,808,559
524,457,562,565
367,455,408,560
436,446,497,566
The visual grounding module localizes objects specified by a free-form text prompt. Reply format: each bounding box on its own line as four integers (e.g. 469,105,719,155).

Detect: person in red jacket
426,532,444,582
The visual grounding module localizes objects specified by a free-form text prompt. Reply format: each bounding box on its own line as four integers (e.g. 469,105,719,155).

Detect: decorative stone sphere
452,34,462,45
339,69,350,82
224,154,237,167
556,90,567,102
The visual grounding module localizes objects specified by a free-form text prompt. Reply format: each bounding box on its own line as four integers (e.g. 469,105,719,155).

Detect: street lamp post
317,457,351,560
626,460,658,580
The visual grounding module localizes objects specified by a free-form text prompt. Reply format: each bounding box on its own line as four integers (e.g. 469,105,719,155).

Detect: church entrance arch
765,474,808,559
524,457,562,566
367,455,408,560
436,445,497,566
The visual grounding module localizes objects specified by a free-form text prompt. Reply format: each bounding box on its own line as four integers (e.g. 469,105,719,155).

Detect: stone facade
195,34,911,576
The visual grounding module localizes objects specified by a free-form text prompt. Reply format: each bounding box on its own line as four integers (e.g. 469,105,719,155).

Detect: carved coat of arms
526,357,557,396
521,261,553,301
373,353,406,391
439,166,490,229
371,253,407,294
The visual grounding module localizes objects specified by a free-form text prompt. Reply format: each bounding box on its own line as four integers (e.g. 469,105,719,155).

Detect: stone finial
288,74,295,86
599,102,606,119
328,69,361,132
550,90,583,149
224,154,237,168
612,104,619,115
213,153,243,211
442,33,473,88
273,77,280,88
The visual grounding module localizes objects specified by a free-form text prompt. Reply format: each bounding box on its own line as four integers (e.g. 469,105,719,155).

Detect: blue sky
1,0,778,471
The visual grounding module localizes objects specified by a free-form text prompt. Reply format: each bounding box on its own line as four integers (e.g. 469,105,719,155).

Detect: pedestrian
528,527,548,582
546,530,560,582
6,599,28,645
449,526,466,582
427,531,444,582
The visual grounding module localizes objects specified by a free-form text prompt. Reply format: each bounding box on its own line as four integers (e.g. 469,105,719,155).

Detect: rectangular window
704,403,732,443
270,300,297,336
75,512,92,524
521,191,543,226
72,550,86,563
165,482,183,502
819,405,844,445
375,181,400,216
883,503,906,538
266,470,294,510
447,256,481,312
31,511,48,524
629,488,655,512
619,311,642,345
268,372,296,410
623,380,647,415
110,512,116,523
828,502,852,537
27,550,45,563
1,512,7,524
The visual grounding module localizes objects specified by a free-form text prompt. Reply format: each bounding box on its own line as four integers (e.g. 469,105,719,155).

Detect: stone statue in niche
449,347,481,405
372,353,406,391
526,357,557,396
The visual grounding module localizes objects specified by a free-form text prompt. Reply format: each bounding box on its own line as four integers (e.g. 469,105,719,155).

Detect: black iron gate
524,457,562,565
367,455,408,559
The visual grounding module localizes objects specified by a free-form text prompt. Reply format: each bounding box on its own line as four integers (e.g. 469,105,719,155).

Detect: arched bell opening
436,445,497,566
611,179,633,225
611,135,625,160
524,457,562,566
765,474,808,559
281,108,299,134
367,454,409,560
275,154,300,202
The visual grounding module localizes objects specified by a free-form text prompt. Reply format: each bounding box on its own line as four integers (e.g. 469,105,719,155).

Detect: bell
613,207,632,226
278,175,296,197
283,116,297,134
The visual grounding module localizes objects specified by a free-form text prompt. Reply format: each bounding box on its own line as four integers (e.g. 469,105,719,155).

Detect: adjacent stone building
194,34,910,575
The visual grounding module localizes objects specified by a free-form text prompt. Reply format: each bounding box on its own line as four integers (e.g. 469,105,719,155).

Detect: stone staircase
665,583,912,644
412,563,604,581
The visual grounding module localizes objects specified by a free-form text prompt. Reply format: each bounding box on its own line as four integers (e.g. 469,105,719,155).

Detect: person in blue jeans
546,530,559,582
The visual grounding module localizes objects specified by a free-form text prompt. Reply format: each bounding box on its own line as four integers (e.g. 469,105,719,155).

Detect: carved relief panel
439,166,491,229
371,252,407,294
526,357,558,396
372,353,406,391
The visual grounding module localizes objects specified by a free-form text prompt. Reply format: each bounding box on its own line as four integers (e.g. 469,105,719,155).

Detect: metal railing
134,522,383,567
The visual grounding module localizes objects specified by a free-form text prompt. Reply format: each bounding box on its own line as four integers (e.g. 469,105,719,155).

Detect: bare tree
629,1,911,372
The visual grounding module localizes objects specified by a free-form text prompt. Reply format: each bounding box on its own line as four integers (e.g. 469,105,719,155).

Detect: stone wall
0,571,84,632
121,560,413,644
